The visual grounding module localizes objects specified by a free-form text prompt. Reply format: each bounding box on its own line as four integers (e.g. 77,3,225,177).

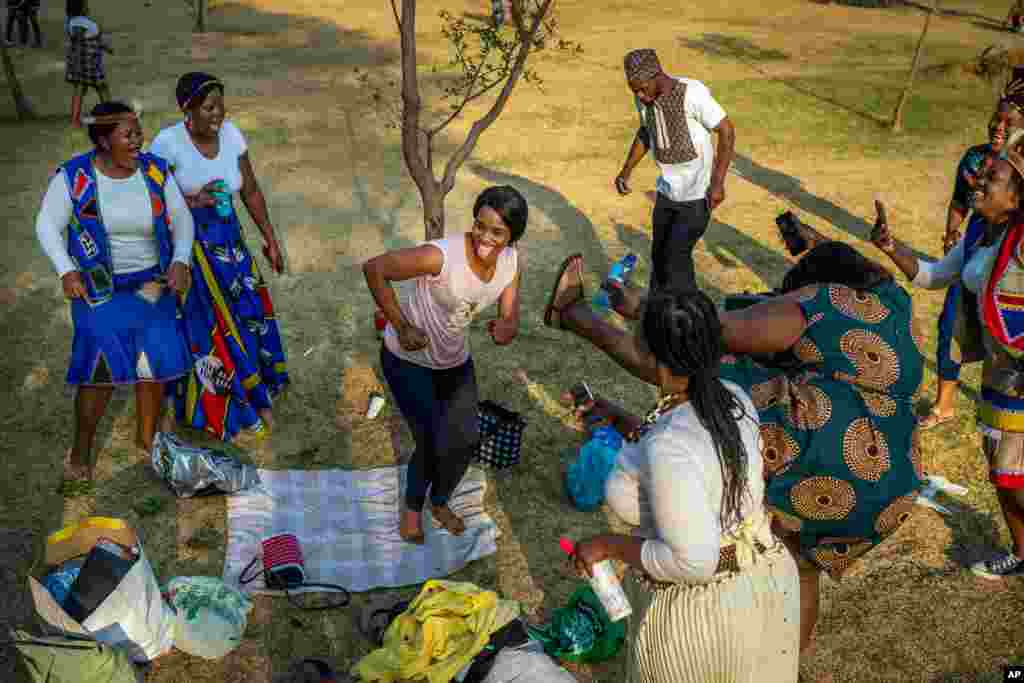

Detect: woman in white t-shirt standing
150,72,289,444
363,186,525,543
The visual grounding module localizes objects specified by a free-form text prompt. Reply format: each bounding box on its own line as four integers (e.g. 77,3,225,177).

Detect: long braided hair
641,289,752,529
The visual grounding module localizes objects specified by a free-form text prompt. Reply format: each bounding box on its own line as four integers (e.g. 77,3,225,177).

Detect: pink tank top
383,234,518,369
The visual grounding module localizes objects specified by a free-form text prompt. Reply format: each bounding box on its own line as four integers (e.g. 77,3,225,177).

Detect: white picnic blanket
224,465,499,593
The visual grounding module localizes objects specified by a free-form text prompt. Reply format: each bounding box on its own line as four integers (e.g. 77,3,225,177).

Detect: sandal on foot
919,410,955,431
544,254,585,330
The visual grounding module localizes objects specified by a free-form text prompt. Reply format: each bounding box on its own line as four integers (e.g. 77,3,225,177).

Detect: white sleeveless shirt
383,234,518,369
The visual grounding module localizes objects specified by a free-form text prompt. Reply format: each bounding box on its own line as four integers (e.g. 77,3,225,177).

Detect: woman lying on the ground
565,287,800,683
544,236,924,655
363,185,525,543
873,139,1024,579
35,101,194,483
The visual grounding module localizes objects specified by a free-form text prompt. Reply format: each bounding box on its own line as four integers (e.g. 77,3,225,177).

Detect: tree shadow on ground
678,33,888,126
935,494,1006,570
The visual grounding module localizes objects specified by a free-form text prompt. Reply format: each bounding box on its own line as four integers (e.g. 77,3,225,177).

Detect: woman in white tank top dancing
363,186,525,543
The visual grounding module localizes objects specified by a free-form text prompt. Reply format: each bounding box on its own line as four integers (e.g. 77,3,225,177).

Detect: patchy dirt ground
1,0,1023,681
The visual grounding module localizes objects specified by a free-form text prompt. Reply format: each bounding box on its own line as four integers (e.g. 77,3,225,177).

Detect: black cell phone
570,382,594,408
775,211,808,257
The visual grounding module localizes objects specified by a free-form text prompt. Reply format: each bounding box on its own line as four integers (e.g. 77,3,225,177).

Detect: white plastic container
560,537,632,622
589,559,632,622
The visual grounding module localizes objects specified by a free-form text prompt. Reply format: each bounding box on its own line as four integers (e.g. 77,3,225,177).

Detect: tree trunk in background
194,0,207,32
1,42,34,120
892,0,938,132
422,186,445,241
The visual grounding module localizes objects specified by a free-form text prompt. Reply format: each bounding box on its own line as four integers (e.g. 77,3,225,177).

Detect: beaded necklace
625,392,686,443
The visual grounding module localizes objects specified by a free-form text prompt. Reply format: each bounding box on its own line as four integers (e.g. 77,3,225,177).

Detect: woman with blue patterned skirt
151,72,289,443
35,101,194,482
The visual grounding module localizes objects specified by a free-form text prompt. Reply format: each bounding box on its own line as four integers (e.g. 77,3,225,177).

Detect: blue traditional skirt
169,204,289,441
67,265,189,386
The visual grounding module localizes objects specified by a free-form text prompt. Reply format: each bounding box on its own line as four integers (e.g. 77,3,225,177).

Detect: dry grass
2,0,1024,681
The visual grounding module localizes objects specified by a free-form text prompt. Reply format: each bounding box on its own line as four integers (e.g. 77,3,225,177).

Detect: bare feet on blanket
400,508,425,544
431,504,466,536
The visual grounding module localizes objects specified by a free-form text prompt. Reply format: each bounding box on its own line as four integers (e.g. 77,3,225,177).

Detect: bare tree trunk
1,42,34,120
394,0,554,238
892,0,938,132
422,188,445,241
194,0,207,33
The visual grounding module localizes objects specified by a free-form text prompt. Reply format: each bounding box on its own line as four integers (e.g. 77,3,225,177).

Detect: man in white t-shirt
615,48,736,293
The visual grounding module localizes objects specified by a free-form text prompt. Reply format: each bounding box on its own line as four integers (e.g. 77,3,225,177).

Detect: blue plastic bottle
593,253,637,310
210,180,233,218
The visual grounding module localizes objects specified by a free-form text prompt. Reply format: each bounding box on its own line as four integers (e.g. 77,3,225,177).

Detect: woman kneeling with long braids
565,288,800,683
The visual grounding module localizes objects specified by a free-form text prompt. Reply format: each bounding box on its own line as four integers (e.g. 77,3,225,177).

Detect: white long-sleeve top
35,166,194,278
604,380,767,584
912,235,1001,295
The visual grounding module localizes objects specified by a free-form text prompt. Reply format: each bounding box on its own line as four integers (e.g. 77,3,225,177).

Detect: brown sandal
544,254,585,330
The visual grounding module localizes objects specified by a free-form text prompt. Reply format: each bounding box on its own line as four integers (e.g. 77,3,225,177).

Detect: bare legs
544,257,658,385
67,381,164,482
931,378,958,420
995,488,1024,557
69,385,115,479
134,381,164,453
71,84,111,128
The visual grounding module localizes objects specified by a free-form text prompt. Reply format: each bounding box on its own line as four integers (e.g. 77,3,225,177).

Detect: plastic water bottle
592,254,637,310
560,537,632,622
210,180,233,218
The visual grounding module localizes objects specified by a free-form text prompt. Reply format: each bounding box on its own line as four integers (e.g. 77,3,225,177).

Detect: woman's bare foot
61,449,93,495
544,254,585,330
431,504,466,535
258,408,274,430
400,508,425,544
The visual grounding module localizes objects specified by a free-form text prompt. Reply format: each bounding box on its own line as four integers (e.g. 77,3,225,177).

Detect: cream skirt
623,544,800,683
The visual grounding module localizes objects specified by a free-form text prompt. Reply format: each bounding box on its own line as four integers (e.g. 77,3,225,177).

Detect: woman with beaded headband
150,72,289,444
922,73,1024,431
35,101,195,484
875,128,1024,579
561,287,799,682
544,236,925,656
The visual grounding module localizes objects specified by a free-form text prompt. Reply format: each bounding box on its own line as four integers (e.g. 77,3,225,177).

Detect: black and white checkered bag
474,400,526,469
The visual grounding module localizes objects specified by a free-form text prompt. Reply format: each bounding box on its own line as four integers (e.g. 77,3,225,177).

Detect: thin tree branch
440,0,553,193
428,61,487,136
390,0,401,31
398,0,433,195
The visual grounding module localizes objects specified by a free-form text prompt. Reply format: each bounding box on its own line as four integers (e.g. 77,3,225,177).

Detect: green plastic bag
527,584,626,663
11,630,141,683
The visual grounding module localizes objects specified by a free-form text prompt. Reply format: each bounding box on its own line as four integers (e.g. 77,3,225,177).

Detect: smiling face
988,102,1024,153
101,119,144,166
189,87,226,137
470,206,512,263
972,159,1022,224
629,77,660,105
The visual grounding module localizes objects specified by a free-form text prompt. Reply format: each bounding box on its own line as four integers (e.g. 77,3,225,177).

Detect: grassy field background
1,0,1023,680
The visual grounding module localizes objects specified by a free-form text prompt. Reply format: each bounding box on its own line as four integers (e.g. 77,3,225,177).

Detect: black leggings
379,345,479,511
649,193,710,293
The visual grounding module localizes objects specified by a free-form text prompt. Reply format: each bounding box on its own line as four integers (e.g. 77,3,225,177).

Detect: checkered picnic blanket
223,465,499,594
